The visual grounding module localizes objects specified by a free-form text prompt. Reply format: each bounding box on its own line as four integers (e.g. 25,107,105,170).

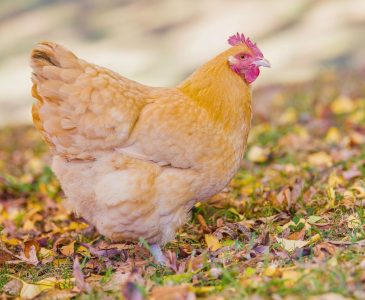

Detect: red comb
228,33,263,58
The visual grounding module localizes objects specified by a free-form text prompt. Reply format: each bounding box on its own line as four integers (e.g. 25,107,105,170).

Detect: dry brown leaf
287,226,306,241
23,240,40,259
19,243,39,266
313,242,337,261
60,240,75,256
73,256,91,293
0,248,16,265
197,214,211,233
188,254,205,272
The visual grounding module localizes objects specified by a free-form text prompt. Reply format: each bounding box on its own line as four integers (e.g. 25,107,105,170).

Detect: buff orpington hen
30,33,270,263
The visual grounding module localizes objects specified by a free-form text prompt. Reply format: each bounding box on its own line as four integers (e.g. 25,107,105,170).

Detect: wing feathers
30,41,150,159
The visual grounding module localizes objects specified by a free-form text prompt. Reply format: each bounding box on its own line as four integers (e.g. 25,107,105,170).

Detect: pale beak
254,58,271,68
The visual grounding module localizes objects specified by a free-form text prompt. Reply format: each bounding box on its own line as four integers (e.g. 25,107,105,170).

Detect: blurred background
0,0,364,126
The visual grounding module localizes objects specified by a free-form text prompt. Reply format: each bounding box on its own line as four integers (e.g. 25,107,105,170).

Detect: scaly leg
150,244,167,265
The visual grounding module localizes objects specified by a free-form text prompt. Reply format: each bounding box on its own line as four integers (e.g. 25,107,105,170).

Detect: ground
0,71,365,299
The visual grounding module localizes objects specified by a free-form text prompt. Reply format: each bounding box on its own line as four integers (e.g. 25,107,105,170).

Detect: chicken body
30,42,253,245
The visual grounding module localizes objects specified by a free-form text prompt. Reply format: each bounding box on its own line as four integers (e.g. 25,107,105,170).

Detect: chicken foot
150,244,167,265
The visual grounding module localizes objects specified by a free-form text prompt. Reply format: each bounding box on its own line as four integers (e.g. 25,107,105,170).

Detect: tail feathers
30,42,84,148
30,41,80,71
30,42,84,104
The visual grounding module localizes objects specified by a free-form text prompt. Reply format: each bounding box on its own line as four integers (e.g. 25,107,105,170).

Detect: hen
30,33,269,262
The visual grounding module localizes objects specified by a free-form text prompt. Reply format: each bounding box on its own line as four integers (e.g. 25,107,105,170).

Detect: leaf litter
0,71,365,299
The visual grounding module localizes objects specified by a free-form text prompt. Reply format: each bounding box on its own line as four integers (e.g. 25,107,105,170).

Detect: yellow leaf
67,222,89,231
39,248,55,264
330,96,355,114
325,127,341,143
76,246,90,256
205,234,222,251
328,171,344,187
309,234,321,244
327,186,336,208
263,264,279,277
243,267,256,277
276,237,308,252
308,151,332,167
279,107,297,125
23,219,36,231
20,277,57,299
247,146,270,163
36,277,58,290
192,286,216,295
60,241,75,256
1,236,19,246
282,269,301,287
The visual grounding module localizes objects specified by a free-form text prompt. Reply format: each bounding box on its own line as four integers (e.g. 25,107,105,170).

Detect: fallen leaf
0,248,16,265
308,151,333,167
3,278,22,296
281,269,302,287
325,127,341,143
263,264,280,277
20,277,57,300
279,107,297,125
350,131,365,145
205,234,222,251
328,171,344,187
343,167,362,180
76,245,90,256
73,256,91,293
60,240,75,256
23,240,40,259
287,226,306,241
276,237,308,252
39,247,55,264
330,96,355,114
314,242,337,261
187,255,205,272
307,215,323,224
20,282,43,300
197,214,211,233
151,285,196,300
247,146,270,163
309,234,321,244
308,293,347,300
19,243,39,266
347,214,362,229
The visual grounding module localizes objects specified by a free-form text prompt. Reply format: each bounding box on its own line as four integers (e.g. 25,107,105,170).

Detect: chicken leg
150,244,167,265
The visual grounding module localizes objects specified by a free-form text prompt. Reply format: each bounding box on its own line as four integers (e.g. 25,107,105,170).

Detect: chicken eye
239,54,246,60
